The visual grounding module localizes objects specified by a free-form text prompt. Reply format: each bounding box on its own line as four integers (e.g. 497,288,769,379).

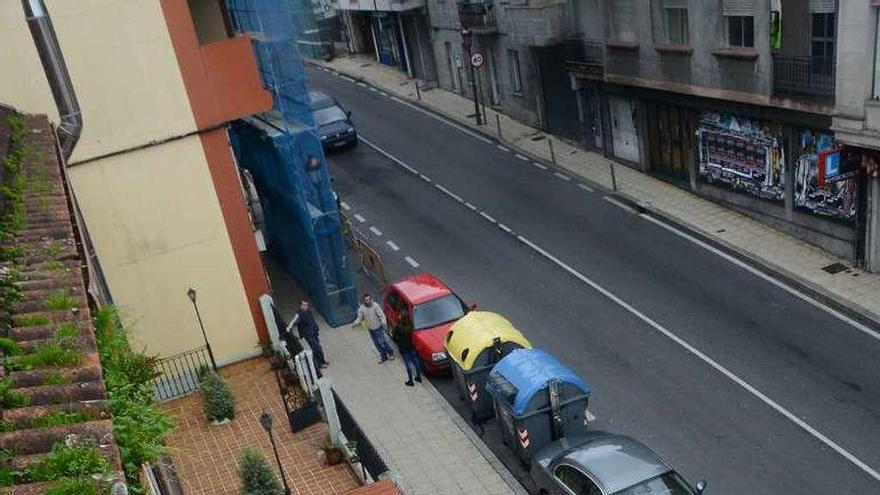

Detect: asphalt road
308,65,880,495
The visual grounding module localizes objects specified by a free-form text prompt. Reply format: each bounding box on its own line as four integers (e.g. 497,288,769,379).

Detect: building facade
0,0,272,363
563,0,867,264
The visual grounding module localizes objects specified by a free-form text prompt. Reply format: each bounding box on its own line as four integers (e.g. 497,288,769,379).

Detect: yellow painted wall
69,136,260,362
0,0,196,164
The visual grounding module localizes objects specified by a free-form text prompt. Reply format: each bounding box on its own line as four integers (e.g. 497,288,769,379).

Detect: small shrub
42,374,72,386
238,447,281,495
16,343,82,369
33,411,89,428
53,323,79,341
45,477,101,495
0,338,21,356
43,292,75,311
40,241,64,259
200,371,235,423
17,315,50,327
25,442,111,482
43,260,65,271
0,379,30,408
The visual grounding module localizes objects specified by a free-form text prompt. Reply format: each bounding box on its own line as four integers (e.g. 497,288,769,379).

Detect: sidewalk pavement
269,260,525,495
309,54,880,327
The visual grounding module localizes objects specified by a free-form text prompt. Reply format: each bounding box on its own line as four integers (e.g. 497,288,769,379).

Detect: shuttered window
722,0,756,16
810,0,835,14
610,0,638,42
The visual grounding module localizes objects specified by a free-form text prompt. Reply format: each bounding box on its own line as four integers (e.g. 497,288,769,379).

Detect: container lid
444,311,532,371
487,349,590,415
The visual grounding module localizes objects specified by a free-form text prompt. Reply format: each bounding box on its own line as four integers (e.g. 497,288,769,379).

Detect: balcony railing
563,39,605,78
773,55,836,101
153,346,214,401
458,2,497,34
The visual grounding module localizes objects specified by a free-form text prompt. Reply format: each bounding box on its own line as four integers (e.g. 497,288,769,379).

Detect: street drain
822,262,849,274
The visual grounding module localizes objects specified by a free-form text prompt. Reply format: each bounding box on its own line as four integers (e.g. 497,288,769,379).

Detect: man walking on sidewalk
392,313,422,386
352,293,395,363
285,300,328,369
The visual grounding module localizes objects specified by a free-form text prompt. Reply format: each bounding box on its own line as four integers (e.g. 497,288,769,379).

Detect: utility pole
461,28,482,125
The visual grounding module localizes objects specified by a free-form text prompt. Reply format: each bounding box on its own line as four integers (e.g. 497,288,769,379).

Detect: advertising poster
794,131,858,222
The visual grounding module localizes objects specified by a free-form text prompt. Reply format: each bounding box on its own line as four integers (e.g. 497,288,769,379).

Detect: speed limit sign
470,51,485,68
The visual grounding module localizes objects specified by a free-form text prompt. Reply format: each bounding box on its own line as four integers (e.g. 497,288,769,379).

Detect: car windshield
413,294,465,329
313,106,347,126
616,472,696,495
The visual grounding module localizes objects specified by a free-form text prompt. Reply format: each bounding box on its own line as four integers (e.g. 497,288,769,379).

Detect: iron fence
333,390,388,480
153,346,213,401
458,2,497,32
772,55,836,100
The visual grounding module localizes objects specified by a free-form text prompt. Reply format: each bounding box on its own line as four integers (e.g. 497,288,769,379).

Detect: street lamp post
187,287,217,370
260,411,292,495
461,28,482,125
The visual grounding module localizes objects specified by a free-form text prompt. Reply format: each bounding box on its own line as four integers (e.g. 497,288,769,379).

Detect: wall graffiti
794,131,858,222
697,112,785,202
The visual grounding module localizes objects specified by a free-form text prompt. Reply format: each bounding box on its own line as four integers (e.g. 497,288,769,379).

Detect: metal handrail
772,54,836,100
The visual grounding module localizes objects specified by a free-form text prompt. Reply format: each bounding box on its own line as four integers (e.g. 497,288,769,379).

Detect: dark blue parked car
309,91,357,151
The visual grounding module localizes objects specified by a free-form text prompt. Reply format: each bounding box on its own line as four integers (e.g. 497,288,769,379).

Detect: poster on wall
697,112,785,202
794,131,858,222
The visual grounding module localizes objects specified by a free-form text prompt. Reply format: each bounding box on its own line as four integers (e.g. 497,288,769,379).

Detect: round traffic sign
470,51,485,68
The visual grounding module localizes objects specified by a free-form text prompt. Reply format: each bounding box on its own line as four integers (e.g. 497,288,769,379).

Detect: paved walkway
269,261,523,495
160,358,359,495
309,54,880,327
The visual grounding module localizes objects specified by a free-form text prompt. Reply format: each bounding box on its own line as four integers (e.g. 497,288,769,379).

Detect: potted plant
200,371,235,425
319,438,343,466
238,447,281,495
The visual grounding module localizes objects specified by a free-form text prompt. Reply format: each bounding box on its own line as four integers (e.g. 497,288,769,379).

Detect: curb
307,58,880,332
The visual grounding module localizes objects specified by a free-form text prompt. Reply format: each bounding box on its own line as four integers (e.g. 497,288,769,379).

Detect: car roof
559,432,672,494
308,90,336,110
391,273,453,305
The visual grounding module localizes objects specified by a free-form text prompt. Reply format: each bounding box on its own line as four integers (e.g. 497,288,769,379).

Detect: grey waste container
486,348,591,465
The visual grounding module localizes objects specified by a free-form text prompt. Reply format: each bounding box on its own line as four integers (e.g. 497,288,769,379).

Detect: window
664,7,689,45
727,15,754,47
554,465,601,495
412,295,466,329
508,49,523,94
811,12,835,75
616,472,697,495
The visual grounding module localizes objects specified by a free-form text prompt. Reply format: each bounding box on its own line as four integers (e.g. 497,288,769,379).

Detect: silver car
531,431,706,495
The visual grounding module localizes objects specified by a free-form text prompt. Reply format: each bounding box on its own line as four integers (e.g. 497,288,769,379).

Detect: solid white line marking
497,145,510,152
533,162,548,171
465,202,477,211
578,183,595,193
498,223,512,233
603,196,637,214
640,214,880,345
340,201,351,210
515,233,880,483
585,410,597,422
515,153,529,161
384,95,493,144
359,136,420,175
389,96,405,104
341,76,354,82
405,256,420,268
479,211,496,223
386,241,400,251
354,214,366,223
554,172,572,181
369,226,382,236
435,184,464,203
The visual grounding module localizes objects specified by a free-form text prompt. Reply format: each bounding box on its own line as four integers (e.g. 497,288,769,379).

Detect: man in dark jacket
284,300,328,369
392,313,422,386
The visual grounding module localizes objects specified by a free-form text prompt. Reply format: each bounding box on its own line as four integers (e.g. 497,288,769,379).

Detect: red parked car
383,273,473,374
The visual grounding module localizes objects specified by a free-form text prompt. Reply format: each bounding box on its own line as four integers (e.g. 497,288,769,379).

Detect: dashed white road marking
498,223,512,233
357,82,368,88
354,214,366,223
554,172,572,181
419,174,432,183
369,226,383,236
578,183,595,193
369,87,378,92
479,211,496,223
465,202,477,211
515,233,880,483
497,145,510,152
585,410,597,422
341,76,354,82
435,184,464,203
603,196,637,214
340,201,351,210
386,241,400,251
515,153,529,161
405,256,420,268
380,91,389,97
532,162,548,170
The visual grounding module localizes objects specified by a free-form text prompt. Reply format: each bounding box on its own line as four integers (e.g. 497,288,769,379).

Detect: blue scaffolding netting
227,0,357,325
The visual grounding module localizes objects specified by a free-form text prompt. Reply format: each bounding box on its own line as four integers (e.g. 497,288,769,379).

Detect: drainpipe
22,0,82,159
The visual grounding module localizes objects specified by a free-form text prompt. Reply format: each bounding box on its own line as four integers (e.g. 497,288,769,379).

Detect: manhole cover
822,262,849,274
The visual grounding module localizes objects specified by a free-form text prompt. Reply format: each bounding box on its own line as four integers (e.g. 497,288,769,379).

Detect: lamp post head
259,411,272,433
187,287,197,303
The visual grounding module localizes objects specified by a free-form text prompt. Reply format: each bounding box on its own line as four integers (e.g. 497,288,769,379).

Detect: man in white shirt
352,293,395,363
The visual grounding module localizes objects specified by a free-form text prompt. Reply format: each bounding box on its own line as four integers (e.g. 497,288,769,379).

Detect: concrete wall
834,1,877,137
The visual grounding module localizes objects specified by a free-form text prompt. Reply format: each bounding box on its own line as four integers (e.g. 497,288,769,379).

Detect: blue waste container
486,349,591,465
